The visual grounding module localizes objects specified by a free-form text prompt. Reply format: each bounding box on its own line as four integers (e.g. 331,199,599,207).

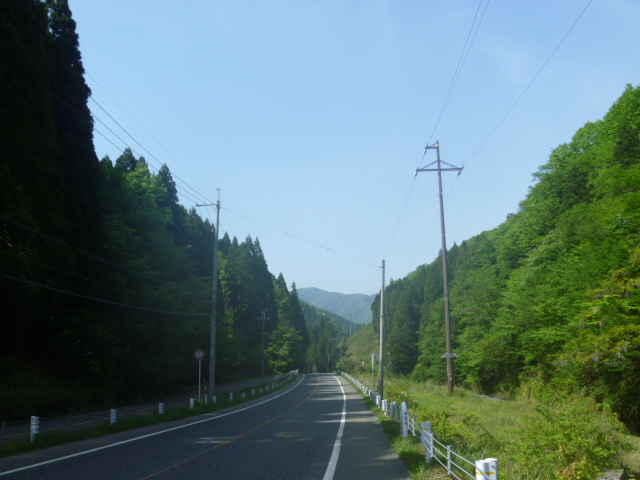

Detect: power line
89,96,213,205
87,73,220,195
403,0,592,274
383,176,418,261
0,272,209,316
92,113,205,206
464,0,593,167
408,170,461,269
423,0,490,152
0,249,210,308
0,214,193,291
222,207,380,269
380,1,488,284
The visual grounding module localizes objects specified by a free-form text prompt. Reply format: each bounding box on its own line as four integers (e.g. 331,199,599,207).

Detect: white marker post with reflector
476,458,498,480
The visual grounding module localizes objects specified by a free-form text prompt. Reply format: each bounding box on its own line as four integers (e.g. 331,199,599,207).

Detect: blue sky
72,0,640,295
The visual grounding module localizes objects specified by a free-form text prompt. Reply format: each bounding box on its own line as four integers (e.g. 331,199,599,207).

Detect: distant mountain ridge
297,287,376,325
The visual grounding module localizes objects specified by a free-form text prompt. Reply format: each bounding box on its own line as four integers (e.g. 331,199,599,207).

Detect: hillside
297,287,376,324
299,300,363,336
366,84,640,433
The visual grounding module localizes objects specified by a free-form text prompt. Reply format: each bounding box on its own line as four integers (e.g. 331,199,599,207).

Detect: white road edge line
0,375,306,477
322,375,347,480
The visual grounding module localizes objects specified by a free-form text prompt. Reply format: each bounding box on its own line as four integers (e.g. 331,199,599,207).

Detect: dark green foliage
0,1,306,419
365,84,640,432
217,235,278,380
305,319,337,373
269,276,308,372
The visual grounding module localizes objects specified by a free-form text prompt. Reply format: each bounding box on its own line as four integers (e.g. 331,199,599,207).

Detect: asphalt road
0,374,409,480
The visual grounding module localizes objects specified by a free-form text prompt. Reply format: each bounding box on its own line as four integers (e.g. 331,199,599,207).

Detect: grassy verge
0,376,295,459
344,374,639,480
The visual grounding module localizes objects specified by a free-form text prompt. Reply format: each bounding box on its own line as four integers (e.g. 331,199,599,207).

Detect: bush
506,399,626,480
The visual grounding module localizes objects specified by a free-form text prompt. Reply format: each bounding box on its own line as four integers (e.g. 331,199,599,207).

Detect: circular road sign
194,349,205,360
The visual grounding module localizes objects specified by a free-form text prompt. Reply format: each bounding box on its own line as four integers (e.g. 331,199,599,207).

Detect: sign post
194,349,205,401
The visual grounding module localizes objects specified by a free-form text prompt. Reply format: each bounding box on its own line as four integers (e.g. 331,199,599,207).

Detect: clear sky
71,0,640,295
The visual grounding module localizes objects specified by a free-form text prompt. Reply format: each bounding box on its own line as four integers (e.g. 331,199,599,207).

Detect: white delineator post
158,403,164,415
30,416,39,443
401,402,408,438
110,409,117,425
420,421,433,462
476,458,498,480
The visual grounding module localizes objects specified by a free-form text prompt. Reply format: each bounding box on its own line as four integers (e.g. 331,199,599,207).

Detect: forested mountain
297,287,376,324
0,0,310,420
300,301,359,373
361,84,640,433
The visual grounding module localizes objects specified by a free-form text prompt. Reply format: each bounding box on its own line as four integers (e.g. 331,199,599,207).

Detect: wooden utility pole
415,142,462,393
196,190,220,402
379,259,385,400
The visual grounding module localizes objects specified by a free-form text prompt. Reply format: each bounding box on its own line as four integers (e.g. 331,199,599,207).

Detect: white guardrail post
420,421,433,463
401,402,408,438
475,458,498,480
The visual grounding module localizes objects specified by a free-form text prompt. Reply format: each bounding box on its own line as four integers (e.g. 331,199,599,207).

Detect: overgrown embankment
356,376,639,480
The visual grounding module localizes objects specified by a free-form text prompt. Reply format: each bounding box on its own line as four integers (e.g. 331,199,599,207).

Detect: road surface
0,374,409,480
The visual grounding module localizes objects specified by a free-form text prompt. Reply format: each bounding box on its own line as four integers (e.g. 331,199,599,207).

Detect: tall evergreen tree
46,0,103,250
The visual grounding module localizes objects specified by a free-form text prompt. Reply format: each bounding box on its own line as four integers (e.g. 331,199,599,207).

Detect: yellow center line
141,376,322,480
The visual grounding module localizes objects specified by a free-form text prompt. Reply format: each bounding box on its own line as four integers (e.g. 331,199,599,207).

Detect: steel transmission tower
415,142,462,393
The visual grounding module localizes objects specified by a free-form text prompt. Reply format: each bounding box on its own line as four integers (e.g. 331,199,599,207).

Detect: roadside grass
0,377,295,459
346,374,639,480
359,392,452,480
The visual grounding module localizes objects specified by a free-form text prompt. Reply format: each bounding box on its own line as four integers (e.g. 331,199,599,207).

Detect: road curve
0,374,409,480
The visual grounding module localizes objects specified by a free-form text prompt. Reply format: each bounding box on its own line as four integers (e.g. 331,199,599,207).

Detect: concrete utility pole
196,190,220,402
379,259,385,400
415,142,462,394
258,311,270,381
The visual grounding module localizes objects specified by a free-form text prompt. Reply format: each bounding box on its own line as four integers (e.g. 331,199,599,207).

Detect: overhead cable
464,0,593,167
222,207,380,269
87,73,220,195
423,0,490,155
0,214,193,291
92,114,205,206
89,96,213,205
0,272,209,316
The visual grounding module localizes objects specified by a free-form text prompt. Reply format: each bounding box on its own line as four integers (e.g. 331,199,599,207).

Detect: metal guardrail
2,374,296,444
343,373,498,480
